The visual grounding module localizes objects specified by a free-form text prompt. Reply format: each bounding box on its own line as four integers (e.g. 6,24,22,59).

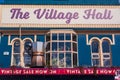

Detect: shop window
52,52,58,67
59,42,64,51
59,53,64,67
46,53,50,66
46,42,50,52
90,38,112,67
13,40,20,66
66,34,71,40
24,40,32,67
103,59,111,67
14,40,20,53
92,40,99,53
92,59,100,66
73,53,77,67
52,42,57,51
66,52,72,67
52,33,57,40
102,39,111,67
72,34,77,41
45,30,78,68
59,33,64,40
73,43,77,52
66,42,71,51
91,39,100,66
102,40,110,53
46,34,50,41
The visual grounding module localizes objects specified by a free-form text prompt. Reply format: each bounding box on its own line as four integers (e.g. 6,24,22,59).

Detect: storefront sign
0,68,119,75
1,7,120,24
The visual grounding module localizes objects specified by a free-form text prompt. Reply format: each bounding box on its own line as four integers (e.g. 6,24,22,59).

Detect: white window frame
90,37,112,67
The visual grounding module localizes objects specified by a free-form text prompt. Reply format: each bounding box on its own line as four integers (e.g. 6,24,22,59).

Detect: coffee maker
31,42,45,68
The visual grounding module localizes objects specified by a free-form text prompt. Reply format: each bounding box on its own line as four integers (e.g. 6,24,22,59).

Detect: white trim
11,37,33,68
101,37,113,44
112,34,115,45
23,38,33,43
11,38,22,44
11,38,22,66
34,34,37,42
90,37,112,67
22,38,33,68
45,30,78,68
86,34,89,45
89,37,101,45
8,35,11,45
90,39,100,66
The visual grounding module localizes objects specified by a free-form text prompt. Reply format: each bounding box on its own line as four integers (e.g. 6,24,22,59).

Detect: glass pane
14,40,20,53
66,34,71,40
92,59,99,66
93,55,99,58
46,34,50,41
52,42,57,51
103,59,111,67
14,54,20,66
59,42,64,51
59,33,64,40
66,42,71,51
52,53,58,67
66,52,71,67
103,55,110,58
102,40,110,53
24,54,31,67
46,43,50,52
52,33,57,40
59,53,64,67
92,40,99,53
73,43,77,52
72,34,77,41
24,40,32,55
73,53,77,67
46,53,50,66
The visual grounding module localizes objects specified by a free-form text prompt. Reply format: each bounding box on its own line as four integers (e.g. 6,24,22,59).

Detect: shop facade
0,5,120,69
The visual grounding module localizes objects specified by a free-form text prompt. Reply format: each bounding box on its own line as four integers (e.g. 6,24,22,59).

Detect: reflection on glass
24,40,32,55
59,42,64,51
92,59,99,66
24,40,32,67
46,34,50,41
52,42,57,51
46,53,50,66
66,52,71,67
73,43,77,51
72,34,77,41
66,42,71,51
52,53,58,67
103,59,110,67
13,40,20,67
92,40,99,53
59,53,64,67
14,40,20,53
46,43,50,52
59,33,64,40
52,33,57,40
24,54,31,67
14,54,20,66
102,40,110,53
73,53,77,67
66,34,71,40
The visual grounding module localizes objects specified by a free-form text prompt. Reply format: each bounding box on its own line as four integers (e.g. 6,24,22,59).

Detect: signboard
0,68,119,75
1,6,120,25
